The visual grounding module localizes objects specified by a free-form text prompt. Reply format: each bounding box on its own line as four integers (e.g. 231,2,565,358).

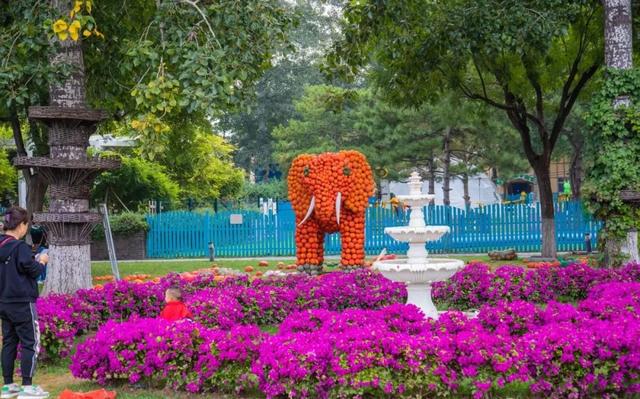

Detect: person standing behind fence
0,207,49,399
390,193,400,217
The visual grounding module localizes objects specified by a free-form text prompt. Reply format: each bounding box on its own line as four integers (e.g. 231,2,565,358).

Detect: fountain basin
384,226,450,242
396,194,434,208
396,193,434,201
374,258,464,282
373,258,464,319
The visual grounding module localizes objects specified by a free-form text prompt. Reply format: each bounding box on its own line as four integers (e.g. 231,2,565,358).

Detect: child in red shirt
160,287,192,322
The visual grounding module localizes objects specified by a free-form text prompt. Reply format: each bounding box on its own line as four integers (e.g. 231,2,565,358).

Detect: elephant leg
316,231,325,265
295,219,323,266
340,213,366,267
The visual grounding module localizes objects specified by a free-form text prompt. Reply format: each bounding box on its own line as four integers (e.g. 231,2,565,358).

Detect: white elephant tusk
298,196,316,226
336,192,342,225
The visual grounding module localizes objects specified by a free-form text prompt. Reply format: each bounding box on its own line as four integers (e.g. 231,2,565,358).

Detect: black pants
0,303,39,384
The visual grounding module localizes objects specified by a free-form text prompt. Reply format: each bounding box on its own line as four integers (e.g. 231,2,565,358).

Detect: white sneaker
17,386,48,399
1,384,20,398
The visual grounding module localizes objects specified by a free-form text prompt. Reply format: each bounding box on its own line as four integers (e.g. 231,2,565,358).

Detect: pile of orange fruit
289,151,374,267
124,274,151,283
525,260,561,269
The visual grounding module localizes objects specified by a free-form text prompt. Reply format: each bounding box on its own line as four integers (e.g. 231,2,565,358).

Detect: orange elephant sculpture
288,151,375,270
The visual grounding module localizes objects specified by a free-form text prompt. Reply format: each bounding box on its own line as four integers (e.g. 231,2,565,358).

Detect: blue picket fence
146,200,600,258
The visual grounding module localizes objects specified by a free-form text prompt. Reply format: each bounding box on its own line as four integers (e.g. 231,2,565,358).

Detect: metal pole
585,232,592,254
100,203,121,280
208,241,215,261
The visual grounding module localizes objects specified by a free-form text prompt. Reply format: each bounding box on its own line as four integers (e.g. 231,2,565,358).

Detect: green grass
37,358,533,398
90,259,297,280
91,255,530,281
37,360,254,398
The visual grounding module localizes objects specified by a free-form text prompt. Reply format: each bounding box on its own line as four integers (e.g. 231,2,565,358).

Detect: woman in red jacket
159,287,192,322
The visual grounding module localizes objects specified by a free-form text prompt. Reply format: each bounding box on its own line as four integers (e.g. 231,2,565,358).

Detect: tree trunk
534,162,557,258
42,245,93,295
44,0,93,293
569,141,583,198
603,0,637,264
462,172,471,209
442,128,451,206
604,0,632,71
9,113,48,215
26,176,47,215
427,159,436,205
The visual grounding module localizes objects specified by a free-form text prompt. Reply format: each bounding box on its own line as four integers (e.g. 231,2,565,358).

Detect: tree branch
9,112,27,157
459,83,514,112
460,79,545,134
522,56,545,134
472,56,489,99
504,90,539,162
556,8,594,122
175,0,222,48
550,62,600,148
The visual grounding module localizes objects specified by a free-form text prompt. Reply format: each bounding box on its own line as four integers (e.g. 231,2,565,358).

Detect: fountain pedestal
407,283,437,317
373,171,463,319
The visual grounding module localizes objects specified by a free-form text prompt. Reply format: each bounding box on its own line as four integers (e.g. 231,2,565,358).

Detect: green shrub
92,155,180,211
92,212,149,240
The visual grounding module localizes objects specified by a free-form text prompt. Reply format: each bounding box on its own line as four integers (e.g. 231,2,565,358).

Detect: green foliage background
92,155,180,211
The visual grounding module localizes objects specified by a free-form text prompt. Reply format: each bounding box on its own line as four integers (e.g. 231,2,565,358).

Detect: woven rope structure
14,105,120,246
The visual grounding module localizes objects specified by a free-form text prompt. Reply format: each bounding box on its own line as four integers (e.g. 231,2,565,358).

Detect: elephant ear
341,150,375,214
288,154,315,218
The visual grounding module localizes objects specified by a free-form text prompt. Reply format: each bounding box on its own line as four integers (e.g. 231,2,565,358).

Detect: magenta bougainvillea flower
36,263,640,397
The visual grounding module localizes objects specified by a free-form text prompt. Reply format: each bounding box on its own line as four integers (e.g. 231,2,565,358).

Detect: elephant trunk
298,192,343,226
298,196,316,226
335,192,342,225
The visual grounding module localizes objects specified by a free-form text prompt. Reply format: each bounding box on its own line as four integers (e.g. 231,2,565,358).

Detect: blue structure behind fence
146,200,601,258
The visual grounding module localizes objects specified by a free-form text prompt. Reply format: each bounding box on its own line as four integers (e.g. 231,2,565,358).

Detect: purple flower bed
37,270,405,358
71,281,640,398
44,263,640,397
432,261,640,310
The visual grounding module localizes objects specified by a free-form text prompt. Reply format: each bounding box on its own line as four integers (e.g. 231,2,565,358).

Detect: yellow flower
131,120,142,130
94,29,104,39
73,0,83,13
82,29,92,38
68,20,81,41
85,0,92,13
52,19,68,33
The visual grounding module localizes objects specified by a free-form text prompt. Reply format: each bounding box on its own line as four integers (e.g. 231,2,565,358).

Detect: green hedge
92,212,149,240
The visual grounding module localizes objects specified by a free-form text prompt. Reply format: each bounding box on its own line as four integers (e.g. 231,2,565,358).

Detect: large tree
0,0,295,293
326,0,603,258
584,0,639,265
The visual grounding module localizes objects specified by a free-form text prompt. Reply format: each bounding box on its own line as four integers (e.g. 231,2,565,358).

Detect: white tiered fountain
374,171,464,319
